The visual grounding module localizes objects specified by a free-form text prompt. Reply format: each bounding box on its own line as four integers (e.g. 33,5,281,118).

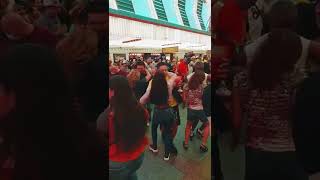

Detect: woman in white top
233,1,320,179
243,0,320,84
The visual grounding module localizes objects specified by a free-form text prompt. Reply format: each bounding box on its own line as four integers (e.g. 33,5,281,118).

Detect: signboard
162,46,179,53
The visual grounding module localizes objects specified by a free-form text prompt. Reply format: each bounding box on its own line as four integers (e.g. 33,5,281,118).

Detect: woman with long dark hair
183,71,210,152
100,75,148,180
140,69,177,161
233,29,308,180
0,44,105,180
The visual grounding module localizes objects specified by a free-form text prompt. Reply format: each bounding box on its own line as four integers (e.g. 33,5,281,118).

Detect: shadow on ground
137,105,212,180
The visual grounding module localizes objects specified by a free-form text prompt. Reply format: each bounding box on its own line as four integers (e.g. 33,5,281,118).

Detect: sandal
197,129,203,138
200,144,208,152
183,141,189,150
190,132,194,141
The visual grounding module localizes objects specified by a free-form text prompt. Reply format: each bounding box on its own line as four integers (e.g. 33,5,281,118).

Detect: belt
155,105,170,109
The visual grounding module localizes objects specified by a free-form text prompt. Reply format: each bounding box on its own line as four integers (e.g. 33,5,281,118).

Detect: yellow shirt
140,75,177,107
166,76,178,107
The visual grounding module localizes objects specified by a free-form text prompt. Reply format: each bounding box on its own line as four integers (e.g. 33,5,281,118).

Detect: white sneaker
164,152,170,161
149,145,158,153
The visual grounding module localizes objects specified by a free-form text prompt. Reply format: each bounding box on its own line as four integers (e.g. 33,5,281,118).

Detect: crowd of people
0,0,108,179
107,54,212,179
213,0,320,179
3,0,320,179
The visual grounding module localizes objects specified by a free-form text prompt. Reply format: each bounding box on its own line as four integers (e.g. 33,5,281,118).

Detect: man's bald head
267,0,298,30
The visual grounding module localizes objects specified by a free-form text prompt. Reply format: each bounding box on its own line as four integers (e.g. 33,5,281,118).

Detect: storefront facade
109,0,211,61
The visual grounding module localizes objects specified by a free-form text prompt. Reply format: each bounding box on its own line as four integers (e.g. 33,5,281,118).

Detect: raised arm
182,85,189,104
167,72,177,79
309,40,320,63
145,69,152,82
139,81,151,105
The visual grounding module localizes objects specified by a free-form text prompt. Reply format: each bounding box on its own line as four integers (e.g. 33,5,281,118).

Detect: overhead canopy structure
109,38,210,52
109,14,211,54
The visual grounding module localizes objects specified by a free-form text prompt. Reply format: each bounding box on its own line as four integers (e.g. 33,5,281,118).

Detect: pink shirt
184,86,204,110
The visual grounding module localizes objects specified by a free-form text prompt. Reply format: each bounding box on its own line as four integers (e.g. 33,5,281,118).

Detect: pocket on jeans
168,108,176,122
109,161,129,171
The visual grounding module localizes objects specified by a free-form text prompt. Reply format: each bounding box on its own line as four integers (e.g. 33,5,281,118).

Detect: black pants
172,105,181,125
213,132,223,180
245,147,308,180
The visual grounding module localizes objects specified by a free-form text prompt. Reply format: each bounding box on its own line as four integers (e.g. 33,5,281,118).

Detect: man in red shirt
212,1,255,180
177,59,188,79
0,12,58,60
1,12,58,46
213,0,256,80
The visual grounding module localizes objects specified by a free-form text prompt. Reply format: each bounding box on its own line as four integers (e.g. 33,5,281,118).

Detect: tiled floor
137,105,212,180
218,133,245,180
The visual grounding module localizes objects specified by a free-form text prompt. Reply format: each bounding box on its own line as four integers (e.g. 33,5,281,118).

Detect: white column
146,0,159,19
109,0,118,10
204,0,211,30
109,53,114,62
193,0,202,30
206,0,211,16
173,0,184,25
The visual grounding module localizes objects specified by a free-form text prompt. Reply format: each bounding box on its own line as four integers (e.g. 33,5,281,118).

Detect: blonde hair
127,70,141,89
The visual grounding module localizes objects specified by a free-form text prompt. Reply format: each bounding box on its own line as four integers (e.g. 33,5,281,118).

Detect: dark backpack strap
172,87,183,104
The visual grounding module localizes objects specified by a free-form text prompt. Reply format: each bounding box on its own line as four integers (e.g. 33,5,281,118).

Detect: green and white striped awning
116,0,135,13
153,0,168,21
178,0,190,27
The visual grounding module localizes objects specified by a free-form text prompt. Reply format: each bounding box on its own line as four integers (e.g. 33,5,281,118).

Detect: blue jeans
145,103,152,121
152,107,175,153
109,153,144,180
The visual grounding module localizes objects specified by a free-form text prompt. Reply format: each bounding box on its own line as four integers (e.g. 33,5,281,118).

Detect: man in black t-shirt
293,72,320,178
134,61,152,99
134,61,152,126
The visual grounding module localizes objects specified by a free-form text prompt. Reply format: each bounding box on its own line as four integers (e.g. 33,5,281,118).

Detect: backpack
202,84,212,116
172,87,183,104
213,85,231,133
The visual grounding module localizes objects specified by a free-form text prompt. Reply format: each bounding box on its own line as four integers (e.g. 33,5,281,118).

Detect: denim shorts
109,153,144,180
187,108,208,123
